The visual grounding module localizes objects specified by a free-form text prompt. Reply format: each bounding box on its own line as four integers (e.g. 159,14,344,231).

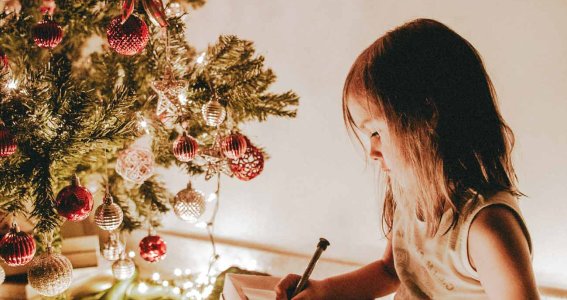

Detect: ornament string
205,171,221,276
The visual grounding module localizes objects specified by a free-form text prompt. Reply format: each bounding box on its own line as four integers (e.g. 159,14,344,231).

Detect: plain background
154,0,567,288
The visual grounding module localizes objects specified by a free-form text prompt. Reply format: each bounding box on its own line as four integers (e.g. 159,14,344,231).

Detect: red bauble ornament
107,15,149,56
0,223,36,266
0,48,8,71
229,140,264,181
32,15,63,49
0,124,17,157
173,132,199,162
139,234,167,263
55,175,93,222
221,133,248,159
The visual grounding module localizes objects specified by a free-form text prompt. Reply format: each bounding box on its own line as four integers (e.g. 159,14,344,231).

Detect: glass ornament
0,222,36,266
115,147,155,184
54,174,93,221
201,98,226,127
173,182,205,223
95,192,123,231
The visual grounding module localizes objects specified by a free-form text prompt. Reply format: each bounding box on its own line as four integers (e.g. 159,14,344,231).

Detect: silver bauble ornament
27,248,73,297
173,182,205,223
112,255,135,280
95,192,123,231
201,98,226,127
101,234,124,262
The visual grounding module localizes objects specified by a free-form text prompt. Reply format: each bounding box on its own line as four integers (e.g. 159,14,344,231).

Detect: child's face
347,96,402,175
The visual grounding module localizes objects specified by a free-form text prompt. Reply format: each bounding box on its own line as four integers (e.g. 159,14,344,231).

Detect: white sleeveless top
391,191,532,299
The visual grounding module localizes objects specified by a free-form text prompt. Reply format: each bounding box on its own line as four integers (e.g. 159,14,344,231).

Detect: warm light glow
207,192,217,203
243,259,258,270
196,273,208,285
6,79,17,90
137,282,148,293
162,280,169,287
173,287,181,295
139,120,148,128
178,93,188,105
195,221,207,229
196,52,206,64
203,285,214,297
128,251,135,258
183,281,193,289
174,268,182,276
184,268,192,275
152,272,160,281
87,183,99,194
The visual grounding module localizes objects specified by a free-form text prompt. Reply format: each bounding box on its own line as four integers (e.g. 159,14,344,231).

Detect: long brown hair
343,19,520,237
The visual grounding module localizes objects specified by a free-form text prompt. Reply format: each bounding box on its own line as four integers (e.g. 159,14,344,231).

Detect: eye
371,131,380,138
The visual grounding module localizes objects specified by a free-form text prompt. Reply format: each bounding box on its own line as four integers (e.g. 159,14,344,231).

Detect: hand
275,274,330,300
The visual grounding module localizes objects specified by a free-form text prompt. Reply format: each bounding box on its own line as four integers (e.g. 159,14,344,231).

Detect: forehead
346,95,385,127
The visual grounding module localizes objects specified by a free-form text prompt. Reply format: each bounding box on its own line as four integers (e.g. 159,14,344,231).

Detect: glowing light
195,221,207,229
203,285,214,297
173,287,181,295
162,280,169,287
137,282,148,293
174,268,182,276
139,120,148,128
178,93,188,105
152,272,160,281
244,259,258,270
184,268,192,275
196,52,206,64
128,251,135,258
183,281,193,289
196,273,208,285
6,79,17,90
206,192,217,203
87,183,99,194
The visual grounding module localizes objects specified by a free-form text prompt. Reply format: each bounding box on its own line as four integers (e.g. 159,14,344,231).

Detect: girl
275,19,539,299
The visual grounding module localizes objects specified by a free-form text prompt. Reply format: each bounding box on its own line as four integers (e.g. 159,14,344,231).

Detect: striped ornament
0,125,17,157
32,15,63,49
95,194,123,231
221,133,248,159
201,98,226,127
173,132,199,162
0,224,36,266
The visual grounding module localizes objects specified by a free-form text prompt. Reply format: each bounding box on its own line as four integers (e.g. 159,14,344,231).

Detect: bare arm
323,237,400,299
469,205,539,300
276,236,399,300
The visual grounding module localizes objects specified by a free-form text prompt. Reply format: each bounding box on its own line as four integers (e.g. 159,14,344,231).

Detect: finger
275,274,302,298
291,289,310,300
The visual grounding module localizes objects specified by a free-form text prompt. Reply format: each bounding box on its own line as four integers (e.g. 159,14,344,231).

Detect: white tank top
391,190,532,299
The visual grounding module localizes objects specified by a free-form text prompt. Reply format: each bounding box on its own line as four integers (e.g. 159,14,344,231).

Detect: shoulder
467,196,539,298
469,204,529,266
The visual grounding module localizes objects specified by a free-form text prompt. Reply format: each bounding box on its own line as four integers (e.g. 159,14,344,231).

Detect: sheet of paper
242,287,276,300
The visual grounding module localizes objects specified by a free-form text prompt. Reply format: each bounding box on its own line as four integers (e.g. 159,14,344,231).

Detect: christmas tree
0,0,298,297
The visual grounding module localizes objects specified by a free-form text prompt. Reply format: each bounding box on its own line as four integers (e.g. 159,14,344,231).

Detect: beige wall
157,0,567,288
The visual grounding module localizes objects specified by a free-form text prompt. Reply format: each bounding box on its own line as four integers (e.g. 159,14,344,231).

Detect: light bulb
196,52,206,64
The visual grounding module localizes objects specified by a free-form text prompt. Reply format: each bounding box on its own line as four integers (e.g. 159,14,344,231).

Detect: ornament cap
41,14,52,21
10,222,20,233
103,192,114,205
71,174,81,186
